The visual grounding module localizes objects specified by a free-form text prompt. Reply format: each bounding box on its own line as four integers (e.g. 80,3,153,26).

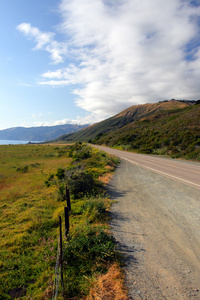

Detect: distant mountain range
55,99,200,160
0,124,89,142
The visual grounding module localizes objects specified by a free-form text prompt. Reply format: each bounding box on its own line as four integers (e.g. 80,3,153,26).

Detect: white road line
120,156,200,190
93,145,200,189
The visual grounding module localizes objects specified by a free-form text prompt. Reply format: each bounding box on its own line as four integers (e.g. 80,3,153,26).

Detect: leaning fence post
66,186,71,211
65,207,69,237
59,216,64,295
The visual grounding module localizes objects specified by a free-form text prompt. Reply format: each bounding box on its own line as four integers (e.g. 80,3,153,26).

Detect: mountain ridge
0,124,89,141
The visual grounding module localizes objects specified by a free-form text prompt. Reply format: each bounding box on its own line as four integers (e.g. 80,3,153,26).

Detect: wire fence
52,237,61,300
51,187,71,299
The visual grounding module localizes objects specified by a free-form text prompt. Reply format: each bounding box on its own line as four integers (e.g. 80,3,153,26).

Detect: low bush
63,224,116,298
55,168,65,180
66,170,102,199
81,196,108,223
44,173,55,187
69,142,92,160
16,165,28,173
138,148,153,154
57,183,65,201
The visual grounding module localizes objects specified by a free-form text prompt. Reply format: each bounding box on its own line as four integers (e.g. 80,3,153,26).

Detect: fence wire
52,237,62,300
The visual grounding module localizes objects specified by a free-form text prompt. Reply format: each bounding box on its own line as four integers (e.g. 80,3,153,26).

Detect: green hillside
56,100,200,160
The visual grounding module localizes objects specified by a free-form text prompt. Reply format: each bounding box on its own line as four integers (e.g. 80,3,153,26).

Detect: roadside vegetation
0,143,126,299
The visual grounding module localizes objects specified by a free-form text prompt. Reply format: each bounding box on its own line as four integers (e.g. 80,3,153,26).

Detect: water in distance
0,140,42,145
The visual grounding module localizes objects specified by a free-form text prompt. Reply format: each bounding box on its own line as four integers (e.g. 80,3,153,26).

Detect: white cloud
17,23,53,49
34,114,95,127
19,1,200,121
17,23,67,64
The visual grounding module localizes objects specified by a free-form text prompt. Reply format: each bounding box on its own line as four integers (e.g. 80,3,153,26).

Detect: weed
81,196,109,223
16,165,29,173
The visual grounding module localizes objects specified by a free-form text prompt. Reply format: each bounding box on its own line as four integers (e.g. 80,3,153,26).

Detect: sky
1,0,200,130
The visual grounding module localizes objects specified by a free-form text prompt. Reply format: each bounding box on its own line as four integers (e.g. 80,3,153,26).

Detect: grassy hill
56,100,200,160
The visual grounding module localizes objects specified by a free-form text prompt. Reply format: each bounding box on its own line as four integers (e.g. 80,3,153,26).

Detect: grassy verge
0,143,126,299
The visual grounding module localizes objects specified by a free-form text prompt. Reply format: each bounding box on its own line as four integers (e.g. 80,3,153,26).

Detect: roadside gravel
108,160,200,299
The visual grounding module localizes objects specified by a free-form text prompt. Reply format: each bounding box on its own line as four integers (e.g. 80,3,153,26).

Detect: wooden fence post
59,216,64,294
65,207,69,237
66,186,71,211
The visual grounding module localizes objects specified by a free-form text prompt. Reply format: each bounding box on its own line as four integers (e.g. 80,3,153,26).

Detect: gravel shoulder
108,160,200,299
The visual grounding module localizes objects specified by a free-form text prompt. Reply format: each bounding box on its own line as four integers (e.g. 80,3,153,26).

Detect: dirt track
108,160,200,299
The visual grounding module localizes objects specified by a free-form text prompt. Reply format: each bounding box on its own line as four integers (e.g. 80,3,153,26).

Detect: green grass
0,144,72,299
63,223,116,298
0,143,119,299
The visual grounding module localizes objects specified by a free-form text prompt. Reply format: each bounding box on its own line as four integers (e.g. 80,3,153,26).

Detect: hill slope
58,100,189,142
57,100,200,160
0,124,88,141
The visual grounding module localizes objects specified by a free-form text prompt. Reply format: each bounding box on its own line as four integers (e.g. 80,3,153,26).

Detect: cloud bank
18,0,200,120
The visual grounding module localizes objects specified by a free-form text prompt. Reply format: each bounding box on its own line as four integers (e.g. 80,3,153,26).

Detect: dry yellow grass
87,263,128,300
98,172,113,185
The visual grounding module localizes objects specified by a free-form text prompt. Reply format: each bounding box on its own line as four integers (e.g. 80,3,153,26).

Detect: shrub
55,168,65,180
71,144,92,161
138,148,153,154
81,197,107,222
68,142,83,158
73,147,92,160
57,183,65,201
44,173,55,187
16,165,28,173
66,171,101,199
63,225,116,298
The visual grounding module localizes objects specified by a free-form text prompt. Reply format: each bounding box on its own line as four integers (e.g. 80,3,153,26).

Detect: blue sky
1,0,200,130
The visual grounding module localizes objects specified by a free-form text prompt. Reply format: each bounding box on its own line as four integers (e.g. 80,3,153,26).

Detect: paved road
92,145,200,190
92,145,200,299
107,161,200,299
